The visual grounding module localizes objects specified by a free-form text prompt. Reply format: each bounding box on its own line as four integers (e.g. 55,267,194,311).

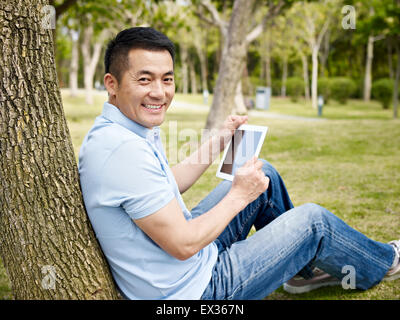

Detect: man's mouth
142,104,164,110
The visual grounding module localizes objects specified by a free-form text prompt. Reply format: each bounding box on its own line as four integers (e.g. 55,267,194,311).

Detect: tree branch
199,0,227,36
316,16,331,47
245,0,285,44
194,11,219,28
373,34,386,42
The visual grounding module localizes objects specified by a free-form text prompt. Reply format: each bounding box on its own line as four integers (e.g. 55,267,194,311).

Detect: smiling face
104,48,175,129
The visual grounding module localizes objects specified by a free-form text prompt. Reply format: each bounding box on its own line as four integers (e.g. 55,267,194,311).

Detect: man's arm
171,115,248,194
134,157,269,261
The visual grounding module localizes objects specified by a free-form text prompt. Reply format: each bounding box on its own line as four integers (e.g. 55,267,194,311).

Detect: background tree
290,0,338,109
197,0,290,129
0,0,119,299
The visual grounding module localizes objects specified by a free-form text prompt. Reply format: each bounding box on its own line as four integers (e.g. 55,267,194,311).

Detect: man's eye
139,78,150,82
164,78,174,82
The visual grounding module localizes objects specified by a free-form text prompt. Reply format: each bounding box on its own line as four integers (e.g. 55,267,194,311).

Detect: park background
0,0,399,299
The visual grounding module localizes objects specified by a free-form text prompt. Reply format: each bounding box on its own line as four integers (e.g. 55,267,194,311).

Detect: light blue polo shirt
78,102,218,299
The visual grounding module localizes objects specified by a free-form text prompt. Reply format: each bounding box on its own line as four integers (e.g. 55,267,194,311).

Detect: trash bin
255,87,271,110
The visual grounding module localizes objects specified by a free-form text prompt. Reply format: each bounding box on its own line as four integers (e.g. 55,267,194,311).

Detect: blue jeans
191,160,395,300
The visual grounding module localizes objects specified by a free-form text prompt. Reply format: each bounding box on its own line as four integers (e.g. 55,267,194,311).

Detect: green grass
1,90,399,299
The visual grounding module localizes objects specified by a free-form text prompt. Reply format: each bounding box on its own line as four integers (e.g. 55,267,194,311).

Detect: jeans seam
327,225,392,270
268,200,281,219
233,199,264,243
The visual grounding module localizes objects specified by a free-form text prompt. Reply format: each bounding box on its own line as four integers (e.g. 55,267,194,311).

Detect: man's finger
254,159,264,170
244,156,257,167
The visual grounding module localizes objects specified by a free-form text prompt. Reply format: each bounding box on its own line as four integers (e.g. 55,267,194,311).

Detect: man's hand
230,156,270,205
218,115,248,151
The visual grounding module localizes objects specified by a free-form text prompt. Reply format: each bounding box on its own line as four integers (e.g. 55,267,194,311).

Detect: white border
216,124,268,181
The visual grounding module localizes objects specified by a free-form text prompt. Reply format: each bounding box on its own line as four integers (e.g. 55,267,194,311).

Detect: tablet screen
220,129,263,176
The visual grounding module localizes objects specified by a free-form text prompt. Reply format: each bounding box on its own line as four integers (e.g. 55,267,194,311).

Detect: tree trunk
319,29,330,77
311,44,319,109
180,44,189,95
281,56,288,97
233,81,248,114
194,33,208,93
300,52,310,100
387,37,394,80
264,35,272,88
69,30,79,97
197,45,208,93
189,59,198,94
0,0,119,299
81,25,103,105
393,38,399,119
363,35,374,102
205,0,256,129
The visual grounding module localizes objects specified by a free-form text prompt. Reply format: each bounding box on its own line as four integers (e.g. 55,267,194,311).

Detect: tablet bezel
216,124,268,181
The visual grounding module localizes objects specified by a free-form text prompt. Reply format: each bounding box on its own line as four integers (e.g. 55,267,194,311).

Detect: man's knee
298,203,330,225
259,159,279,177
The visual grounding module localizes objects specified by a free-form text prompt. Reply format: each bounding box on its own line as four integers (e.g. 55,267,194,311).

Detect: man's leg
200,203,395,300
191,160,315,278
191,160,294,251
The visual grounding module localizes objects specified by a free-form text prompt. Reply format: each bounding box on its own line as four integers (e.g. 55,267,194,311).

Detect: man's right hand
230,156,270,205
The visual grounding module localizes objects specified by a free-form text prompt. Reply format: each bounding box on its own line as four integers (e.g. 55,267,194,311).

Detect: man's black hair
104,27,175,83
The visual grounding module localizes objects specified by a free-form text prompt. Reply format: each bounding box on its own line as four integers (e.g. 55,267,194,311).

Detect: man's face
110,48,175,129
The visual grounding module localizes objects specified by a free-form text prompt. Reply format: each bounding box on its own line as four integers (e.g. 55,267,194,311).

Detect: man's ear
104,73,118,97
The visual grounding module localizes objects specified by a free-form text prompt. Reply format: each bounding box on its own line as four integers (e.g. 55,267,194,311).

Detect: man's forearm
171,133,226,193
181,189,248,259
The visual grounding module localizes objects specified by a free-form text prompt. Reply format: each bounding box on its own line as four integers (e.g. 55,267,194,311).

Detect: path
170,100,326,122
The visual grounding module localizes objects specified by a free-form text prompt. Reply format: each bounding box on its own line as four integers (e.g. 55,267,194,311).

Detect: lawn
0,90,399,299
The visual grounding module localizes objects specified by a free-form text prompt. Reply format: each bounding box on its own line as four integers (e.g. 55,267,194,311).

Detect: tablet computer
216,124,268,181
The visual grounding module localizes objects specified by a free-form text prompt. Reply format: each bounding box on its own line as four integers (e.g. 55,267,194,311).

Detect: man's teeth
143,104,162,109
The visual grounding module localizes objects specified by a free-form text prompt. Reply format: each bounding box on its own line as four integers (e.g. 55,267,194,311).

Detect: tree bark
0,0,119,299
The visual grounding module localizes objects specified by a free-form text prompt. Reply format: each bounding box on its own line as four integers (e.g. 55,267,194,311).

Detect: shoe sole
283,280,341,294
383,272,400,282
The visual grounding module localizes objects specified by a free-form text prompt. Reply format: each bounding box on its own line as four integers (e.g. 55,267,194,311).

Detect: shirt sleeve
99,139,175,220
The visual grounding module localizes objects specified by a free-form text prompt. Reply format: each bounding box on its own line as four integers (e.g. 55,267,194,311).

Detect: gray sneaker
283,268,341,294
383,240,400,282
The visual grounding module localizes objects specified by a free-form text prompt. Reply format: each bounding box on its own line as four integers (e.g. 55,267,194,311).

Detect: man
78,27,400,300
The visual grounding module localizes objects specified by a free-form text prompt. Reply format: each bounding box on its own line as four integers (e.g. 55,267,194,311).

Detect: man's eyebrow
135,70,174,77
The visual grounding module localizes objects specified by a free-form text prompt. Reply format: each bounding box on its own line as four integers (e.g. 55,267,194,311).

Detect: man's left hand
218,115,248,150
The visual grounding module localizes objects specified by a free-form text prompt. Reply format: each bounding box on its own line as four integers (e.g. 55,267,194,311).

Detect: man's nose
149,80,165,99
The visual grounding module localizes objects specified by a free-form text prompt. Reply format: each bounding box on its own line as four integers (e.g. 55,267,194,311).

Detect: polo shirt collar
101,102,160,140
